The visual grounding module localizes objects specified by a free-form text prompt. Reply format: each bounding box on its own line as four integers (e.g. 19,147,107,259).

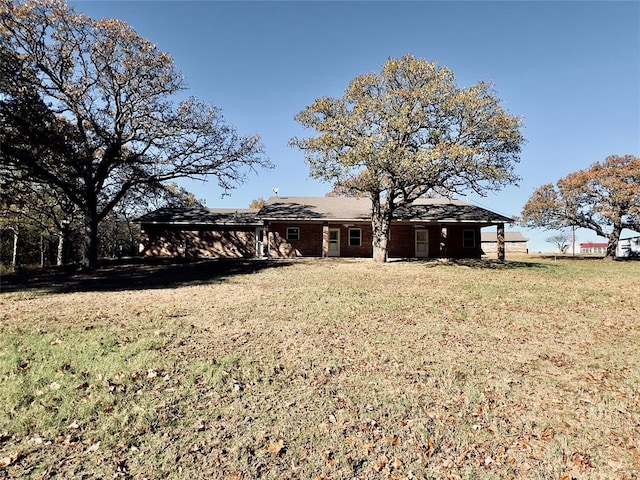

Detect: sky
69,0,640,253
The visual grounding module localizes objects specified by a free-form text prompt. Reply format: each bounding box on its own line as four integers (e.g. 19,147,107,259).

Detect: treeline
0,182,202,270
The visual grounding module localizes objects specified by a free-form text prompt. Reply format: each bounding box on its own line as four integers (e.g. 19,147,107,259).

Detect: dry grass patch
1,257,639,479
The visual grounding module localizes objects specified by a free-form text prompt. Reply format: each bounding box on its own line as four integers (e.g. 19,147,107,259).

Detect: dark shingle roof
136,197,513,226
136,207,261,226
259,196,512,224
258,197,371,220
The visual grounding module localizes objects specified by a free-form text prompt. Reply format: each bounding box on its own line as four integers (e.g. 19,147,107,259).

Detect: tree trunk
56,228,66,266
82,206,100,269
371,196,392,263
605,225,622,259
11,227,18,268
40,232,45,268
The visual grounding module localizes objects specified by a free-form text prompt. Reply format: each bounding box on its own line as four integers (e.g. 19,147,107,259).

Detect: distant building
616,236,640,258
580,242,608,255
481,231,528,254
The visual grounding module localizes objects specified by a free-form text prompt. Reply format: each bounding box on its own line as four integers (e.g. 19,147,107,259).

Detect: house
616,236,640,258
481,231,528,254
579,242,608,255
137,196,513,260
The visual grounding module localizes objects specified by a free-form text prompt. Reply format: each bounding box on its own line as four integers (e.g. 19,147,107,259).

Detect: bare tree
546,232,572,254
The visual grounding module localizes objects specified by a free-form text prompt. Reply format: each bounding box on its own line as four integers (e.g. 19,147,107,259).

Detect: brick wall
267,222,484,259
388,224,442,257
142,222,486,260
267,222,324,257
446,226,482,259
141,225,256,258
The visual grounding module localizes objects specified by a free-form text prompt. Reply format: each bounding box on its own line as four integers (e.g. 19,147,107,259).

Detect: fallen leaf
86,442,100,452
373,455,388,472
0,451,22,469
267,439,285,457
541,427,554,442
384,435,399,446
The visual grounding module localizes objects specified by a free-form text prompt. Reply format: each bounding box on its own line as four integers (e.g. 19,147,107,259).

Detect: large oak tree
0,0,269,268
521,155,640,258
290,55,524,262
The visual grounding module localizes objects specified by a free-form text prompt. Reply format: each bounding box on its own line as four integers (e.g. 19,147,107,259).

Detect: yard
0,257,639,479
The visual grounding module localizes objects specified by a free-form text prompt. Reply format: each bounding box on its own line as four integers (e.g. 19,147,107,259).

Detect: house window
349,228,362,246
463,229,476,249
286,227,300,241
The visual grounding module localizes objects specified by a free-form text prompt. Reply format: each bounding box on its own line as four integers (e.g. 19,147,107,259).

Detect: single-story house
137,196,513,260
579,242,608,255
616,236,640,258
481,231,528,254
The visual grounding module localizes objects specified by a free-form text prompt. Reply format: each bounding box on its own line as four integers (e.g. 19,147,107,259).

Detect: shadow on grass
452,259,549,269
394,257,549,269
0,257,294,294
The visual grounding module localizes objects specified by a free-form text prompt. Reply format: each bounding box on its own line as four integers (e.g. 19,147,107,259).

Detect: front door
415,229,429,258
328,229,340,257
255,227,265,257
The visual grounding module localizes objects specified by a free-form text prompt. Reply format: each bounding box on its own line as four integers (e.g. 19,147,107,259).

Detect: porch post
497,223,505,262
264,222,271,258
322,223,329,258
440,226,447,257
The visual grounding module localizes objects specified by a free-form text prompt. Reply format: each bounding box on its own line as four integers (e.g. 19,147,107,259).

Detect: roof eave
138,220,262,226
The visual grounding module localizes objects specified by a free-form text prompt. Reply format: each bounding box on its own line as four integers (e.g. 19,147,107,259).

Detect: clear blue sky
70,0,639,253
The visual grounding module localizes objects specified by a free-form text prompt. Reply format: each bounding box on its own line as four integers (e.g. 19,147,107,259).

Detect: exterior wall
446,226,483,259
267,222,375,258
389,224,482,259
580,244,607,254
267,222,324,257
141,225,256,258
482,241,528,254
339,223,373,258
266,221,483,259
142,222,486,260
388,224,441,258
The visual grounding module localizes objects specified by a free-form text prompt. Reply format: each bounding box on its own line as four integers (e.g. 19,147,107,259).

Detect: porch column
497,223,505,262
440,226,448,257
264,222,271,258
322,223,329,258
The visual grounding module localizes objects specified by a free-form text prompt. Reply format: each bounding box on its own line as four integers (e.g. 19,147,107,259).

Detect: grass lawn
0,256,639,479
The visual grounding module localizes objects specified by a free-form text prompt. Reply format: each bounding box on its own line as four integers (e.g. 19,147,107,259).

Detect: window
463,229,476,249
286,227,300,241
349,228,361,246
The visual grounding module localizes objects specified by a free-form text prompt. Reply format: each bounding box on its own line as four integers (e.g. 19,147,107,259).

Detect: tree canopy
521,155,640,258
0,0,270,268
290,55,524,261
